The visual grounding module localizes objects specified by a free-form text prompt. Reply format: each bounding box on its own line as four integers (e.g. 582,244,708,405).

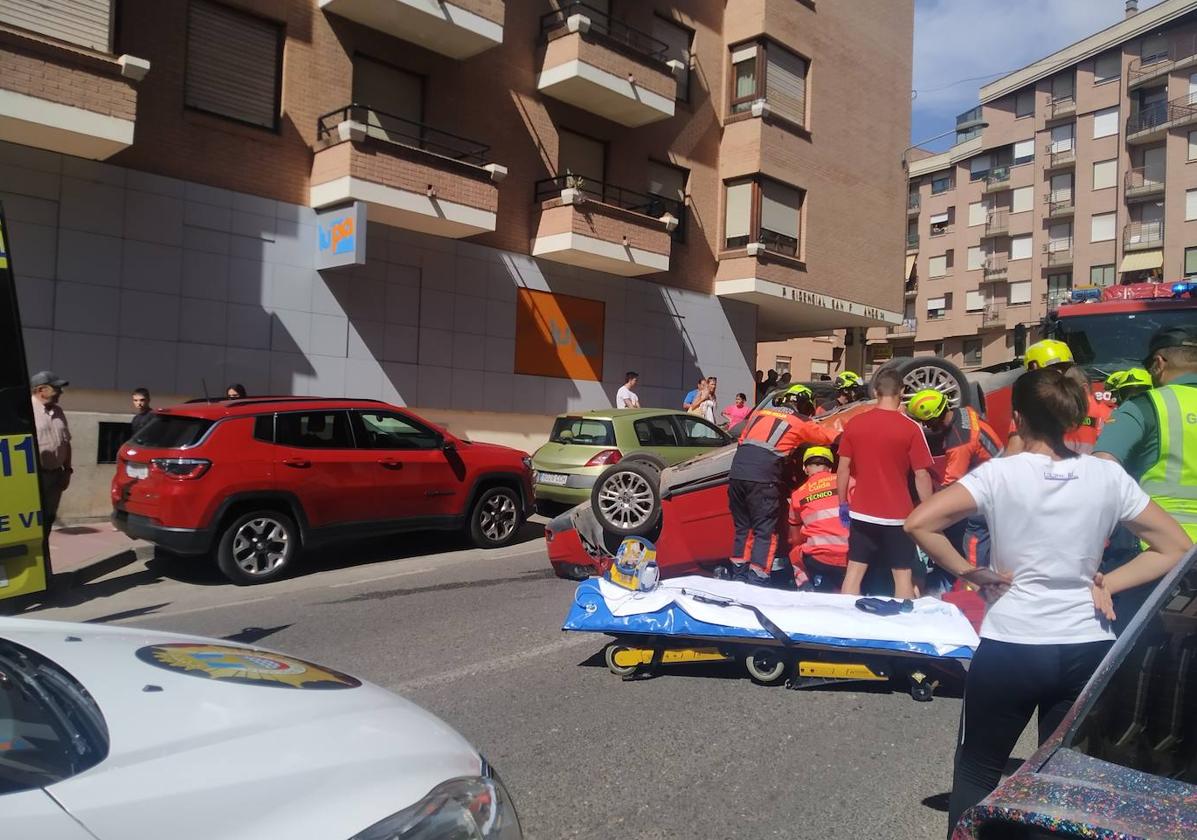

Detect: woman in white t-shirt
904,367,1192,836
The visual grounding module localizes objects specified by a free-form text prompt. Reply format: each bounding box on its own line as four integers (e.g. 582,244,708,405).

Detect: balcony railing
1128,34,1197,87
983,210,1009,237
540,1,668,61
1045,290,1072,312
1045,243,1074,267
316,104,491,165
982,255,1008,278
534,174,682,227
1044,143,1076,169
888,318,918,335
983,166,1011,192
906,233,919,251
956,105,984,129
981,306,1005,327
1123,220,1164,249
907,193,921,213
1124,166,1166,199
757,228,799,257
1045,193,1074,217
1127,92,1197,137
1047,95,1077,120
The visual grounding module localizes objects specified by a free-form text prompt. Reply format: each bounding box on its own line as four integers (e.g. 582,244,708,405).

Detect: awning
1120,250,1163,272
905,254,916,280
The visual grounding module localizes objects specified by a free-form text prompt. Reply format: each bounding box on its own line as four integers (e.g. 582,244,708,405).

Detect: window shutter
724,182,753,240
558,130,605,183
648,162,686,202
186,2,281,129
969,155,991,175
1012,187,1033,213
1013,139,1035,161
1009,281,1032,305
929,212,950,225
0,0,112,51
1050,173,1073,200
1092,159,1117,189
926,297,946,311
1048,222,1072,249
928,256,947,277
766,47,807,127
1091,212,1116,242
968,202,986,227
967,246,984,270
965,291,985,311
653,17,691,100
1010,234,1032,260
1187,190,1197,221
1094,50,1120,82
1051,72,1075,100
1050,124,1074,152
760,180,802,237
1092,107,1119,138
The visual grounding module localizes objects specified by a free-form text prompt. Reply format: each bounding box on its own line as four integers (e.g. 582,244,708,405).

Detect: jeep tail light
584,449,622,467
150,458,211,479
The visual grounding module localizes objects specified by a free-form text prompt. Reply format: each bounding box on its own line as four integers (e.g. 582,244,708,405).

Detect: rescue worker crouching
816,370,865,416
788,446,849,592
1104,367,1153,406
1006,339,1112,456
729,384,836,585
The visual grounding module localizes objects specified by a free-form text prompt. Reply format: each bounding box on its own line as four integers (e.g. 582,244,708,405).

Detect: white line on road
107,594,277,624
388,634,596,693
329,567,434,588
326,543,545,589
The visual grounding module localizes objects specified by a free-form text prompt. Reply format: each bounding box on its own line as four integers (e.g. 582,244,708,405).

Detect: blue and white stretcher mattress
564,576,980,659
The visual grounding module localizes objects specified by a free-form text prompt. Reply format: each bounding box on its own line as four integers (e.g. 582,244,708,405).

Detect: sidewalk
48,523,152,585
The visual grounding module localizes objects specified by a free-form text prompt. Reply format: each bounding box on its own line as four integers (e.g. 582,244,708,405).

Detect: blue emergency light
1172,280,1196,298
1070,288,1102,303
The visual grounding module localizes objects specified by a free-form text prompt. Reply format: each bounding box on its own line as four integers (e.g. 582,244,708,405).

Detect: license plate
537,471,569,486
125,462,149,479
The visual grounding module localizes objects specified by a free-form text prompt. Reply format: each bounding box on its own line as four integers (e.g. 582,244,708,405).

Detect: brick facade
454,0,506,26
534,199,673,256
542,31,677,101
0,26,136,121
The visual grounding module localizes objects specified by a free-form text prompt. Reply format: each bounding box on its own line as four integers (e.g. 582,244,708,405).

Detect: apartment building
882,0,1197,371
0,0,911,519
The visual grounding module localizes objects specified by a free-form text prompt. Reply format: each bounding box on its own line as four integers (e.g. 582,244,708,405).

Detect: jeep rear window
550,417,615,446
130,415,214,448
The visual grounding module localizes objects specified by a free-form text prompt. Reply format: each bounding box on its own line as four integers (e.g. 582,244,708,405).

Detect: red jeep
112,397,534,584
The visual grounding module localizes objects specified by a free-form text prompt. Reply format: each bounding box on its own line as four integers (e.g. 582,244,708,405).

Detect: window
967,245,984,271
1051,71,1075,103
1012,186,1033,213
1013,138,1034,165
1091,212,1116,242
1048,222,1072,252
1189,130,1197,160
1094,49,1120,83
934,341,945,357
185,1,283,130
654,16,693,102
558,128,605,184
927,295,949,319
131,415,214,448
1050,123,1075,152
275,412,354,449
929,210,951,236
931,173,952,194
729,41,809,127
968,201,986,227
724,179,753,249
1093,106,1119,138
1014,89,1034,117
550,417,615,446
1186,189,1197,221
963,338,982,366
1090,264,1115,287
730,44,759,113
97,421,132,464
1009,280,1032,305
648,160,688,242
352,411,440,450
811,359,830,379
774,355,791,376
1050,172,1073,202
1092,158,1117,190
1186,247,1197,276
969,154,992,181
634,416,680,447
723,177,804,256
965,290,985,311
1010,233,1032,261
928,254,948,278
1140,32,1169,65
352,55,423,144
675,416,729,447
1047,272,1072,309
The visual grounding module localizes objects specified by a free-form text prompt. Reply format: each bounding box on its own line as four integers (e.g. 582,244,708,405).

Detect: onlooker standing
30,371,71,533
836,368,934,599
226,383,247,399
682,376,706,411
754,370,766,402
721,393,751,429
688,379,715,423
762,369,779,398
129,387,154,439
616,371,640,409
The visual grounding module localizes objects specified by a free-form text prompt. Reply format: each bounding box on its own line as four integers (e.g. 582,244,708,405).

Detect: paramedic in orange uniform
788,446,849,592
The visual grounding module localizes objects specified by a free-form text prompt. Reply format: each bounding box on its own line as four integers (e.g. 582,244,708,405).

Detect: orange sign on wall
514,288,605,381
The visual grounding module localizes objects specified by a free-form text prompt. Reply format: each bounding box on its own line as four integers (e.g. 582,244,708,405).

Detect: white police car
0,617,521,839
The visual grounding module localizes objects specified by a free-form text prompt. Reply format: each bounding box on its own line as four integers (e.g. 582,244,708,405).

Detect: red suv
111,397,534,584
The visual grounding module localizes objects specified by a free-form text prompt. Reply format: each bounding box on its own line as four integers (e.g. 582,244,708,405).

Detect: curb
0,544,155,615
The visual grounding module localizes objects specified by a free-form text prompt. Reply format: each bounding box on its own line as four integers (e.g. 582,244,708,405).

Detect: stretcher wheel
604,644,638,677
745,649,789,685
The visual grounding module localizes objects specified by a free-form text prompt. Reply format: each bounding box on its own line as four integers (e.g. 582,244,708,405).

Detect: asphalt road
23,525,1035,839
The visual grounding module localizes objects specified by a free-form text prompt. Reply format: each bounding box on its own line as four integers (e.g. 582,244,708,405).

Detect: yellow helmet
803,446,834,465
835,371,863,390
1104,370,1129,391
784,383,814,399
907,389,949,422
1115,367,1153,392
1024,339,1074,370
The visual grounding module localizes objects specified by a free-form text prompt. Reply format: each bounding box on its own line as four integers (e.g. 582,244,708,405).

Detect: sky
912,0,1166,149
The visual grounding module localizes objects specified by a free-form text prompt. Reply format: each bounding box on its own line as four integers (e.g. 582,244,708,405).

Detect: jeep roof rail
224,396,387,407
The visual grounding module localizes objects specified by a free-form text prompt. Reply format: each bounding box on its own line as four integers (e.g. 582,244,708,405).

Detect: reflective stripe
805,534,849,547
1140,385,1197,538
801,507,841,525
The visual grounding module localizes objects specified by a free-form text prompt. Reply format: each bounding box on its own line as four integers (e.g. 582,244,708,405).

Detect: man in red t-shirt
836,368,934,599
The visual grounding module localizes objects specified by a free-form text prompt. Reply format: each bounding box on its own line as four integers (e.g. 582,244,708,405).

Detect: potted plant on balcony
561,170,587,205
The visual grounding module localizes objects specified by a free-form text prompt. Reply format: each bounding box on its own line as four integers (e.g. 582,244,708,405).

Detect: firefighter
729,383,836,584
817,370,865,415
1104,368,1153,406
1005,339,1112,456
788,446,849,592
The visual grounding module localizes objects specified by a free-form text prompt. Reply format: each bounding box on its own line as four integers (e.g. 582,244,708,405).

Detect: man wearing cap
1096,326,1197,541
30,371,71,532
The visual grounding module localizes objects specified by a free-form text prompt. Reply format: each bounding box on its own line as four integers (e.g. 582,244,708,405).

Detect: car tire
590,461,662,538
872,356,973,409
620,452,667,472
469,486,524,549
216,510,299,586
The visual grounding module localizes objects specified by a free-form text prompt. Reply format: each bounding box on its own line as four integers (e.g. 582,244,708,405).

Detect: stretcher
563,575,981,701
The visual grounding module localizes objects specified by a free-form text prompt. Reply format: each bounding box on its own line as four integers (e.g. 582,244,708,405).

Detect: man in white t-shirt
616,371,640,409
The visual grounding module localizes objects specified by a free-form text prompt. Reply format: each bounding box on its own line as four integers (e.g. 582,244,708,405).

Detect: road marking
388,634,596,693
107,594,277,624
326,543,546,589
329,567,434,588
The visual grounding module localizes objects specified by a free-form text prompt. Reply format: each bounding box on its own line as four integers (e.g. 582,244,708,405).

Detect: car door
271,410,378,528
671,414,734,461
350,409,465,522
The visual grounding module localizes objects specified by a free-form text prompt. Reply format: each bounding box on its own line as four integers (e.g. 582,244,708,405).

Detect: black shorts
847,519,916,571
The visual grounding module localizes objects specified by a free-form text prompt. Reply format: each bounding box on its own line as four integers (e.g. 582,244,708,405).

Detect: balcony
1044,243,1074,268
956,105,984,131
0,16,147,160
1123,220,1164,252
1046,94,1076,122
1044,144,1076,171
537,2,677,127
1045,290,1072,312
1128,34,1197,89
1124,166,1166,201
1127,93,1197,144
980,306,1006,330
982,255,1008,281
981,210,1009,239
983,166,1012,193
531,176,676,276
309,105,504,239
905,233,919,252
907,193,921,215
319,0,503,58
888,318,918,337
1045,193,1074,218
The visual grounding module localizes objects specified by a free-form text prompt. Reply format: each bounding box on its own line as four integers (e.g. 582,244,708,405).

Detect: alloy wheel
231,517,290,576
596,470,654,530
480,491,518,543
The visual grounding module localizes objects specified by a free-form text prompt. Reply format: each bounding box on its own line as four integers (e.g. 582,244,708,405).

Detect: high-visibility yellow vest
1141,384,1197,539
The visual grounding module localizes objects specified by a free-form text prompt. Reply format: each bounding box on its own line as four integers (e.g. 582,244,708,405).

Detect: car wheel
470,486,523,548
216,510,298,585
872,356,973,409
590,461,662,538
745,648,789,685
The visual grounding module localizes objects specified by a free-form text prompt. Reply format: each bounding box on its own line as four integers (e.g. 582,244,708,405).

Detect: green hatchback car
531,408,733,508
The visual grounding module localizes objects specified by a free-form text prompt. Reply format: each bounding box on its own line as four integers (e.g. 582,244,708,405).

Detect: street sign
316,201,367,269
0,202,50,601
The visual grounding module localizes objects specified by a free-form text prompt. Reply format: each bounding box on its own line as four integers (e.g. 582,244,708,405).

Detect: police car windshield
1055,310,1195,372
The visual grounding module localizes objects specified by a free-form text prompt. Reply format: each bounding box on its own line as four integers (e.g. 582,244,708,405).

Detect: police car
0,617,521,839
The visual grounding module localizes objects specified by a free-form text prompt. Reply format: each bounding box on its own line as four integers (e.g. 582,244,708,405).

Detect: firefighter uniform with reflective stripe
788,472,848,589
1008,392,1112,455
729,406,835,575
927,406,1001,570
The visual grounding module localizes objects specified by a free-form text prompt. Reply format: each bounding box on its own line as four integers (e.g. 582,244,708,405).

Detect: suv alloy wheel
217,510,299,585
469,486,522,548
